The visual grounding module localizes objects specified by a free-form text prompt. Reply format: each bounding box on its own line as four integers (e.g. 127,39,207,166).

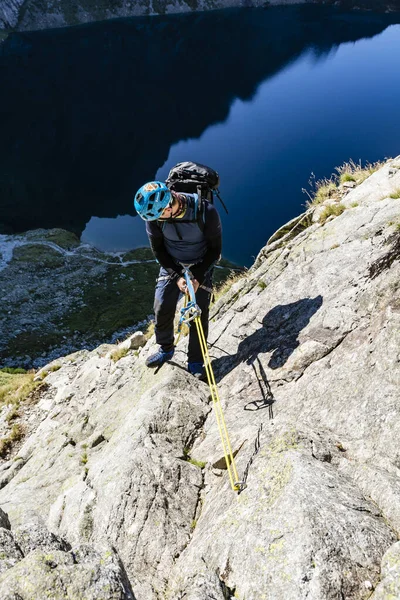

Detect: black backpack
166,161,228,214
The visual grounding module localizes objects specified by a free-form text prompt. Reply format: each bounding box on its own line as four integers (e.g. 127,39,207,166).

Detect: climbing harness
176,269,244,493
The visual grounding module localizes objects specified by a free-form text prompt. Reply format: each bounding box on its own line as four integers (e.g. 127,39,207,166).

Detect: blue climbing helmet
134,181,172,221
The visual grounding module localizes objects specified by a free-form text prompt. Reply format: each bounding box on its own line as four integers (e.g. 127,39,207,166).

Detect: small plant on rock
319,203,346,225
336,158,384,184
110,347,129,363
214,271,246,303
340,172,356,184
313,181,339,205
0,424,25,458
188,458,206,469
144,320,155,341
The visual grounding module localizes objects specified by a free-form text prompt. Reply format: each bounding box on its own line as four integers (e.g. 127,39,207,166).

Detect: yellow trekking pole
178,270,243,493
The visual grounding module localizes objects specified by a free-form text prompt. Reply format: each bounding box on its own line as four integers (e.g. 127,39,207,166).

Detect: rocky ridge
1,0,400,32
0,158,399,598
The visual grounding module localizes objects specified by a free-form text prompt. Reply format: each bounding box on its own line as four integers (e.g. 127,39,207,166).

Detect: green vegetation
37,364,62,380
80,444,88,465
313,181,338,205
63,262,160,337
144,320,155,341
257,280,267,290
0,423,25,458
6,406,19,424
121,247,154,261
183,447,206,468
0,371,40,407
12,245,65,268
110,347,129,362
340,172,356,184
319,203,346,224
336,158,384,184
0,367,27,374
304,159,385,209
0,371,46,457
389,189,400,199
213,270,247,303
5,331,69,361
188,458,206,469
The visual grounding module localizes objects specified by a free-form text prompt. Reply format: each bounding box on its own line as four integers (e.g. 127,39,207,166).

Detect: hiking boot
145,348,174,368
188,362,207,382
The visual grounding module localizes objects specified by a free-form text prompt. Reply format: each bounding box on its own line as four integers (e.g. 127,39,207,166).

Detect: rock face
0,512,135,598
0,158,400,598
1,0,400,31
0,0,25,30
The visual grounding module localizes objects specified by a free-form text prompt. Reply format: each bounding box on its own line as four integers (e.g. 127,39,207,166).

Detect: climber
134,181,222,380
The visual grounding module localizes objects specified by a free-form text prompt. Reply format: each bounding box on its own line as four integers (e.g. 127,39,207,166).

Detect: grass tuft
336,158,385,184
144,320,155,341
110,347,129,363
0,424,25,458
303,159,386,209
389,189,400,199
319,203,346,224
340,172,356,184
313,181,338,205
188,458,206,469
213,271,246,303
0,372,40,407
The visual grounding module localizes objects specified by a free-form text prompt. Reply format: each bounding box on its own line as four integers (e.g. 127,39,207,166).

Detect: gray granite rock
0,544,135,599
370,542,400,599
0,158,399,598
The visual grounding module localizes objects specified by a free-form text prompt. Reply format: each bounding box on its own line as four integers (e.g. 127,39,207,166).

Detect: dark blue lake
1,6,400,265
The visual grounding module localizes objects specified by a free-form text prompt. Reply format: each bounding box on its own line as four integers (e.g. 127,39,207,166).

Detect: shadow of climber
211,296,323,382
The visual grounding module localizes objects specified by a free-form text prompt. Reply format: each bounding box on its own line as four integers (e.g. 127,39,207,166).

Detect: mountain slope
0,158,399,599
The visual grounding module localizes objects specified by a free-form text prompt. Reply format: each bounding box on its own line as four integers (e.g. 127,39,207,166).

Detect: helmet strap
171,193,186,218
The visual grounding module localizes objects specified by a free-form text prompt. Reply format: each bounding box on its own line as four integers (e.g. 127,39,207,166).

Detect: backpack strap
214,188,229,214
156,192,206,234
196,186,206,233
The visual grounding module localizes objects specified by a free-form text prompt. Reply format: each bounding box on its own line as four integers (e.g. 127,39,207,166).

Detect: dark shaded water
1,6,400,265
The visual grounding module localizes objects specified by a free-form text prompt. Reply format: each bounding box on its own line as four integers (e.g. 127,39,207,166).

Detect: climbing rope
177,270,243,493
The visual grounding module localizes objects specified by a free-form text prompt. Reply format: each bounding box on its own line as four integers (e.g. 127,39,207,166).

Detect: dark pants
154,267,213,364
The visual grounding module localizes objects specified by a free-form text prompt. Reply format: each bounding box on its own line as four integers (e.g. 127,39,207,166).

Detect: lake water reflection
1,6,400,265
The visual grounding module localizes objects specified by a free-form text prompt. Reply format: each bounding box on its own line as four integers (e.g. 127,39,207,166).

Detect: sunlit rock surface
0,158,399,598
